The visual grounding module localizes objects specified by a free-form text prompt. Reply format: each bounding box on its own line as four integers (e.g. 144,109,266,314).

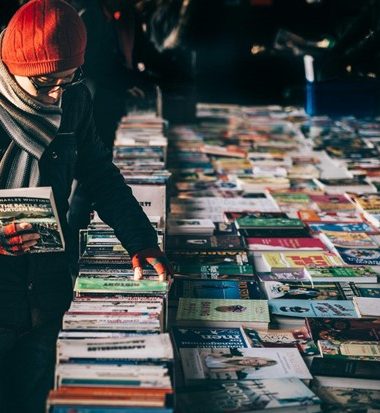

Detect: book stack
166,103,380,412
47,112,175,412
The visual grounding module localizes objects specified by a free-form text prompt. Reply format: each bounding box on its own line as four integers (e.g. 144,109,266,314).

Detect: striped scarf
0,31,62,189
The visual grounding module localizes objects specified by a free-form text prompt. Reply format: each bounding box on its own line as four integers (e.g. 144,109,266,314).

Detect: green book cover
236,217,304,229
308,266,378,278
173,263,254,276
177,298,269,323
74,277,168,293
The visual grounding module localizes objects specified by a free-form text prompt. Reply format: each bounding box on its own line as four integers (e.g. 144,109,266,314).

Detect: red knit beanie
1,0,87,76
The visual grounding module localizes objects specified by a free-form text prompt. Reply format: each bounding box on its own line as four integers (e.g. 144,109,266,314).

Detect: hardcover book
0,186,64,253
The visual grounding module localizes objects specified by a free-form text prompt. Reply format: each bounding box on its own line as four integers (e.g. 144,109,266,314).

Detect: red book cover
246,237,327,250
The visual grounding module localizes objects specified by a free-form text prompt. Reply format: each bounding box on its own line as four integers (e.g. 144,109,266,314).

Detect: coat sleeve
73,86,158,256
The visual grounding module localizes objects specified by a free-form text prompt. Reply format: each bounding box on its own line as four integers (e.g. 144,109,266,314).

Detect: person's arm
72,85,172,279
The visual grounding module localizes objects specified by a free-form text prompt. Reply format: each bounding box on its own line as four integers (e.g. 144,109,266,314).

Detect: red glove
0,222,40,255
131,247,174,282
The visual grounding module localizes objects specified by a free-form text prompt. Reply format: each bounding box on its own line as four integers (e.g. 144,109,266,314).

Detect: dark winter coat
0,84,158,325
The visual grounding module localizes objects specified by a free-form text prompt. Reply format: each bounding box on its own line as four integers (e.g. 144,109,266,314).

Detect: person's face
14,67,78,105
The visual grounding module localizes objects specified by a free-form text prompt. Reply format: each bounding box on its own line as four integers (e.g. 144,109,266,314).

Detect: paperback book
176,378,321,413
0,186,64,253
176,298,270,328
180,347,312,381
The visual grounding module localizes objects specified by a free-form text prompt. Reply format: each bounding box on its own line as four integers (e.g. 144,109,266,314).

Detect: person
0,1,172,412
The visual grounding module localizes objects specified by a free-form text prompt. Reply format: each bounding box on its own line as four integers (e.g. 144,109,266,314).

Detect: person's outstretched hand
131,247,174,282
0,222,40,255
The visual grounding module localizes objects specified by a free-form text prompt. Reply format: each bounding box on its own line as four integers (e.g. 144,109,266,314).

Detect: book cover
246,237,326,251
311,384,380,411
307,266,378,283
320,231,380,249
336,247,380,266
74,278,169,294
243,325,319,356
263,281,357,300
308,222,375,233
235,216,304,229
0,186,64,253
318,339,380,360
171,327,249,348
357,284,380,298
310,357,380,379
166,235,245,251
173,280,263,300
173,263,254,277
269,299,359,318
180,347,312,381
176,298,270,324
261,251,344,271
353,297,380,317
57,334,173,362
307,318,380,341
298,209,363,223
176,379,320,413
257,268,312,282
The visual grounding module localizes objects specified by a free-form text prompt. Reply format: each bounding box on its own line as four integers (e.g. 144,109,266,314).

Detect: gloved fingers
132,255,146,281
7,232,40,246
146,256,174,280
4,222,32,237
133,266,144,281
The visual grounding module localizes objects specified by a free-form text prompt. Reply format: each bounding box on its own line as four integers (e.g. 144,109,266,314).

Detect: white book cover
353,296,380,317
57,334,173,361
180,347,312,382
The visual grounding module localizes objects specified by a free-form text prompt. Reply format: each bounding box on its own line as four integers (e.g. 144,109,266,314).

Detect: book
353,297,380,317
176,378,321,413
317,339,380,360
306,266,378,283
319,231,380,249
310,357,380,380
166,235,246,251
246,237,326,251
0,186,64,253
176,298,270,328
57,334,174,363
269,299,359,318
243,325,319,356
171,327,249,348
356,283,380,298
172,263,254,278
172,280,263,300
259,251,344,272
262,281,358,300
335,247,380,266
180,347,312,381
307,318,380,341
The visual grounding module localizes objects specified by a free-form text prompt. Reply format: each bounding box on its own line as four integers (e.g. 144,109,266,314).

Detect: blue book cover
175,280,263,300
269,299,359,318
357,285,380,298
308,222,374,233
336,247,380,266
171,327,249,348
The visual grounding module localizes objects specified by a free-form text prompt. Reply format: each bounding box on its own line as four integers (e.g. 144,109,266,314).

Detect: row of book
165,103,380,412
46,112,175,412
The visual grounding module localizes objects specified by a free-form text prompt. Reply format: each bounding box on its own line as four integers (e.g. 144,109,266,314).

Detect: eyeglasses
29,67,84,94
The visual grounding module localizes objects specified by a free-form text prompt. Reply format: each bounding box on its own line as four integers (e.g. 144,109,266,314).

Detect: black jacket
0,84,158,320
